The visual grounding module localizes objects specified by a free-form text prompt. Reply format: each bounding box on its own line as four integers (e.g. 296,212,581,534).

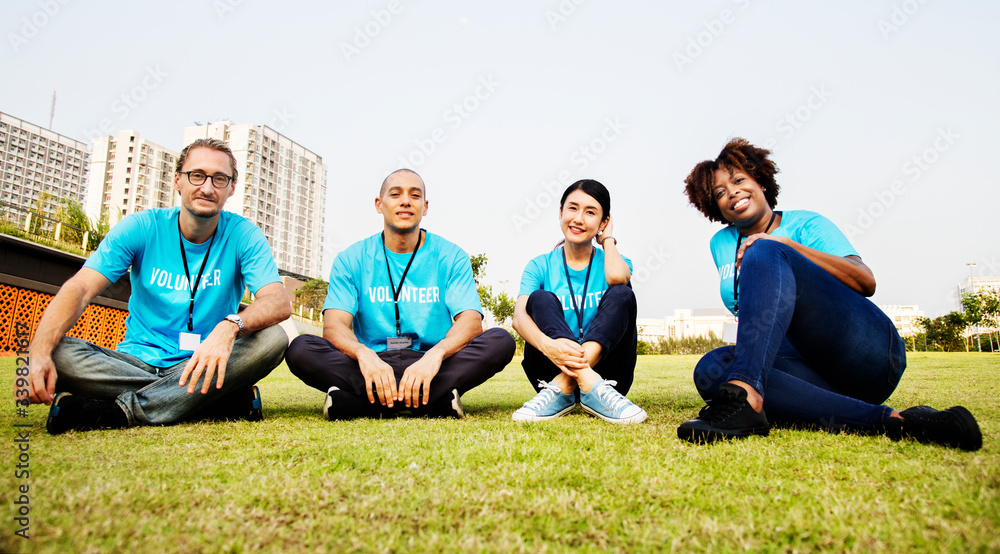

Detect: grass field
2,352,997,552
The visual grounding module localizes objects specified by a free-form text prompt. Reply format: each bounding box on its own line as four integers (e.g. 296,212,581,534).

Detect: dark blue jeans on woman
523,285,638,395
693,240,906,429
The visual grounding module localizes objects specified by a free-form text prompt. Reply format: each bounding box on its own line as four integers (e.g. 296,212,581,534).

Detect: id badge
722,322,738,344
179,332,202,352
386,336,412,351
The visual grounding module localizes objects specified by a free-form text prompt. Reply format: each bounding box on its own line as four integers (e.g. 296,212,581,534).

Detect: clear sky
3,0,997,318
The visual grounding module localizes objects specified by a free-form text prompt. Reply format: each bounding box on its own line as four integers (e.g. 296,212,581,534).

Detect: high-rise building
183,121,327,280
958,275,1000,298
0,111,88,219
86,131,179,223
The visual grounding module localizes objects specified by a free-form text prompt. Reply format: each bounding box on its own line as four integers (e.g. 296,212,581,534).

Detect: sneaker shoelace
698,388,743,422
522,381,564,411
593,381,631,413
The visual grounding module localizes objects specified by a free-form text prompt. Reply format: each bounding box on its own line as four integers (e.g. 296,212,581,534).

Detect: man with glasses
26,138,291,434
285,168,515,419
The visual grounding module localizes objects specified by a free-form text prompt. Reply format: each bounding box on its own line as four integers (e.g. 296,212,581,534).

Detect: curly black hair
683,138,781,224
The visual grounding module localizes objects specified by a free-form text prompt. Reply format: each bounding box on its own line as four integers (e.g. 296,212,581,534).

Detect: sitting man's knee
481,327,516,358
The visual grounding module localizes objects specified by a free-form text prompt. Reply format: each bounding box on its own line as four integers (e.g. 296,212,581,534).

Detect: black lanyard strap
562,246,595,341
381,230,423,337
733,210,779,315
178,220,217,332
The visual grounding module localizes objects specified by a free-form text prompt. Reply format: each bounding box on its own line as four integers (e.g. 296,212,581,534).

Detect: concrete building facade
183,121,327,279
86,131,178,223
638,308,735,343
877,305,925,337
0,111,88,219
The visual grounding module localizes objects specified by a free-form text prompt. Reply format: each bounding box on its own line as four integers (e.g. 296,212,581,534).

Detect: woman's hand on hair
596,216,614,247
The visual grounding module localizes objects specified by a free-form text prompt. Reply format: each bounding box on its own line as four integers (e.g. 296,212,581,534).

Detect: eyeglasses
179,171,233,188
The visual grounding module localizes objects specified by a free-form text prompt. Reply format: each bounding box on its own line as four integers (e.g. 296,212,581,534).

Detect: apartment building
638,308,736,343
877,305,925,336
86,131,178,223
184,121,327,279
0,111,88,219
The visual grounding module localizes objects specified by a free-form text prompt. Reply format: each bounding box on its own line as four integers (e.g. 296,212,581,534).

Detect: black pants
286,328,515,416
522,285,638,395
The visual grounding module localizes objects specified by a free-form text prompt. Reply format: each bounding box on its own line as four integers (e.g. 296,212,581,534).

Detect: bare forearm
239,290,291,333
781,239,876,296
424,312,482,362
324,320,373,362
28,282,91,358
601,241,631,285
513,306,553,352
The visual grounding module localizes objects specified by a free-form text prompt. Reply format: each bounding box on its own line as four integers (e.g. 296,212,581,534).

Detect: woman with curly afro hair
676,138,981,451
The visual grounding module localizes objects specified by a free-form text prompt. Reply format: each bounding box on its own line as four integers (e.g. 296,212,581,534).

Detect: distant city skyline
3,1,997,318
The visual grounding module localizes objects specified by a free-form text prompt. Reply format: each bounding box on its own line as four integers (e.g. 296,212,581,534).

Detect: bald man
286,169,515,419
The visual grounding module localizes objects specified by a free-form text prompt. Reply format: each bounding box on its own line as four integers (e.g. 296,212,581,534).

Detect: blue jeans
693,240,906,428
522,285,638,395
51,325,288,426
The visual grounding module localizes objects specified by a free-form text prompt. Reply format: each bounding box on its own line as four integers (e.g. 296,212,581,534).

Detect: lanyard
178,220,216,332
381,230,422,337
562,246,595,341
733,210,779,315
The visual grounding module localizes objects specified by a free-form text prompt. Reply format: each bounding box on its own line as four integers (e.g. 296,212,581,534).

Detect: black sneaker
424,389,465,419
46,392,129,435
677,383,770,443
885,405,982,451
190,386,263,422
323,386,383,421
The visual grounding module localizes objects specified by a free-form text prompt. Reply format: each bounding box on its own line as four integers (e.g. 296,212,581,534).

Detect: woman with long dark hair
511,179,646,424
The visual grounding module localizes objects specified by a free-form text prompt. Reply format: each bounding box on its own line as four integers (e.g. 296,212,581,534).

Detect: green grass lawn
2,353,997,552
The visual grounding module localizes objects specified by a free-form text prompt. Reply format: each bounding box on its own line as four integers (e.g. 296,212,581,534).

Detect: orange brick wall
0,283,128,355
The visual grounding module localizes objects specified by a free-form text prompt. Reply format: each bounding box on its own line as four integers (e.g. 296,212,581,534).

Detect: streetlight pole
967,263,981,352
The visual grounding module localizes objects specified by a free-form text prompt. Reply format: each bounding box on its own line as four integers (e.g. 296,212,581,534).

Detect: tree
294,278,328,311
470,253,517,327
916,312,968,352
962,291,986,352
963,289,1000,351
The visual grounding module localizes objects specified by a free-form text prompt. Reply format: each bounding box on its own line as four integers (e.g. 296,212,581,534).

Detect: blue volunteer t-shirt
519,247,633,340
84,207,281,367
324,231,482,353
710,210,859,315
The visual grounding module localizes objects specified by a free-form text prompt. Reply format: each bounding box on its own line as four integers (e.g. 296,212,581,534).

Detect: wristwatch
224,314,245,336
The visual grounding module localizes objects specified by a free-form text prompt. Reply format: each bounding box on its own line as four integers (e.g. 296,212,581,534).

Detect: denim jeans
51,324,288,426
693,240,906,428
522,285,638,395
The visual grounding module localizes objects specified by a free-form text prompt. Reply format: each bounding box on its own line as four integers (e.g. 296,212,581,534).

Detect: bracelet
600,236,617,246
